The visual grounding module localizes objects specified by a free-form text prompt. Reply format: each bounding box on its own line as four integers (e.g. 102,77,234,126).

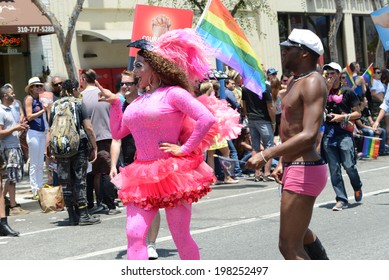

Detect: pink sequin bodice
110,86,215,161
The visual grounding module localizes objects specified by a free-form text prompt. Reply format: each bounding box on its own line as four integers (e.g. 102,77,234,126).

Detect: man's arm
373,109,386,130
110,139,121,179
0,124,26,139
266,101,276,126
371,92,384,103
82,119,97,162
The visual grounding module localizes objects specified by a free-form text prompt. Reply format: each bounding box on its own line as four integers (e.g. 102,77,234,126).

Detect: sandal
254,175,263,182
262,175,275,182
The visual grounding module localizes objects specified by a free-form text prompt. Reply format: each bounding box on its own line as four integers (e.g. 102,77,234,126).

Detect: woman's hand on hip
159,142,184,156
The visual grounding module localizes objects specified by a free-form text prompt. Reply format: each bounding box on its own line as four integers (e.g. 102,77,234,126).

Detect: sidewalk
13,166,48,213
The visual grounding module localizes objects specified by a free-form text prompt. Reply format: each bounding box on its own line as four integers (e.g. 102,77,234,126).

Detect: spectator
242,83,276,182
81,69,121,215
24,77,50,200
0,85,29,216
50,79,100,225
322,62,363,211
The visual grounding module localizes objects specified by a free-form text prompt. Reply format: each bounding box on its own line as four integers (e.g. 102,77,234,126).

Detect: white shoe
147,243,158,260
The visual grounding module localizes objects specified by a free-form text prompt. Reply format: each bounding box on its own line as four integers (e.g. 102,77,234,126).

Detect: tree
328,0,344,63
32,0,85,81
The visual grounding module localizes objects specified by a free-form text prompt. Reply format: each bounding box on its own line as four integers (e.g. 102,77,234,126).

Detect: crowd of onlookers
195,61,388,206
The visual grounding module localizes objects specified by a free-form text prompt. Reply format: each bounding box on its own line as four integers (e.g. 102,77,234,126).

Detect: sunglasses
341,76,346,80
282,79,289,83
53,82,62,87
33,84,44,88
120,82,137,86
376,71,381,74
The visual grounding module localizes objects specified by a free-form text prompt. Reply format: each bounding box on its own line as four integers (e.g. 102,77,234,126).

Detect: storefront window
278,13,344,69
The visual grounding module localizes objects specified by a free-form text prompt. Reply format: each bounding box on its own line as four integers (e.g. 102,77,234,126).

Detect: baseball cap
323,62,342,73
280,29,324,56
266,68,278,75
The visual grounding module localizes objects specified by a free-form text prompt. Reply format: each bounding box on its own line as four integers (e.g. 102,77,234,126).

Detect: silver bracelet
260,151,268,163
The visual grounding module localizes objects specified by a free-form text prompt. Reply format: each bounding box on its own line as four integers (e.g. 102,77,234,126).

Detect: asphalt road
1,156,388,261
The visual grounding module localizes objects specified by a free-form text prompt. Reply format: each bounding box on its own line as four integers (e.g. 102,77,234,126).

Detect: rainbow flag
345,64,355,88
362,136,381,159
196,0,266,98
362,63,374,87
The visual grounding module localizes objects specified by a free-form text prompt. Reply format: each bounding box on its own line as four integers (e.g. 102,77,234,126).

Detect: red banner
129,5,194,57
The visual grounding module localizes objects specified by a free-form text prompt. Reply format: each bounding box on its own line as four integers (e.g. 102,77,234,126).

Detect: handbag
37,184,65,213
340,113,355,133
340,120,355,133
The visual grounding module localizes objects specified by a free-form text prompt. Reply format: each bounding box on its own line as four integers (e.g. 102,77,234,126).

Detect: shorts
282,160,328,197
2,148,24,183
208,135,228,150
91,139,112,175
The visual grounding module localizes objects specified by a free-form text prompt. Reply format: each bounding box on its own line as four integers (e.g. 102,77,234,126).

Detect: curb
15,183,42,213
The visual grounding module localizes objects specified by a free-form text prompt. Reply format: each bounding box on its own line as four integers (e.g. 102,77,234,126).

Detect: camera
325,114,334,122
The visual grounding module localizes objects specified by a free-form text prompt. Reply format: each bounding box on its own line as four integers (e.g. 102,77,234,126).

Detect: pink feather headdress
153,28,212,82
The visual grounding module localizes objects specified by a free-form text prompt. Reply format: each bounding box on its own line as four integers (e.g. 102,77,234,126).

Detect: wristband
260,151,268,163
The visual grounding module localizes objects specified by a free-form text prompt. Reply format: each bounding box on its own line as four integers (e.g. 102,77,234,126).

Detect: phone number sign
0,25,55,34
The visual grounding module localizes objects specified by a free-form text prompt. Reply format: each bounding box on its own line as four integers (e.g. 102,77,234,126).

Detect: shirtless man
246,29,329,260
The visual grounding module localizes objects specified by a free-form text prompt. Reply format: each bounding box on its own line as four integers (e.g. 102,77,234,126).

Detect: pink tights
126,203,200,260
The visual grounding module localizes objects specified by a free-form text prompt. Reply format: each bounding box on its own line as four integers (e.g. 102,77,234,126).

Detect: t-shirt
82,86,112,141
242,84,273,122
10,99,21,123
121,100,136,165
371,79,385,95
0,104,21,149
225,88,240,111
326,87,360,115
380,87,389,112
325,86,360,136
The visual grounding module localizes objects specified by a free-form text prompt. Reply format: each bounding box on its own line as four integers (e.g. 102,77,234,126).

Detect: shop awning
76,29,132,44
0,0,54,34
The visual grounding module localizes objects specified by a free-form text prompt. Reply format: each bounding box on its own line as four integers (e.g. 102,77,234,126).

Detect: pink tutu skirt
112,153,216,210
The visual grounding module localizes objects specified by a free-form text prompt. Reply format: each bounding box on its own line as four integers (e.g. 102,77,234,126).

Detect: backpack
50,98,80,158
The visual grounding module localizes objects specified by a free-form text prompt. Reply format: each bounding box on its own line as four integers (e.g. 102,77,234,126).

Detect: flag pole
216,59,226,99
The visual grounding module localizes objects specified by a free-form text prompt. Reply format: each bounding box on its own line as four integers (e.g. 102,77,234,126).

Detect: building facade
0,0,381,100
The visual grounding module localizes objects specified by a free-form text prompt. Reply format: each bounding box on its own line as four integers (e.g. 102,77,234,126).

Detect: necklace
293,71,316,81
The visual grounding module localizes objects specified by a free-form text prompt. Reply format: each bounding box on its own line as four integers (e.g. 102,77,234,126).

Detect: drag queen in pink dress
97,29,241,260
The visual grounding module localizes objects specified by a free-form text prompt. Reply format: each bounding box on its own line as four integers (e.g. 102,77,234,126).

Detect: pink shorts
282,161,328,197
